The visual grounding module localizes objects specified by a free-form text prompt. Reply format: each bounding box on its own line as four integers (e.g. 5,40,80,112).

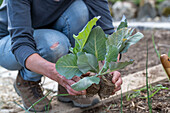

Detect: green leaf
73,41,80,54
73,16,100,53
77,52,99,74
168,49,170,57
100,44,119,74
109,59,134,72
124,28,135,39
107,28,130,49
105,45,119,63
152,34,160,58
69,47,74,53
117,15,128,31
71,76,100,91
84,26,107,61
120,32,144,53
0,0,3,6
56,54,83,79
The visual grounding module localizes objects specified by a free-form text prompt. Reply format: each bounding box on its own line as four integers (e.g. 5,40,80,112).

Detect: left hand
110,71,123,94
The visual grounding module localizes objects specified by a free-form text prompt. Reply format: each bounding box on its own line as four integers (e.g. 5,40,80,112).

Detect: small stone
137,2,157,21
147,17,152,22
158,0,170,17
112,1,137,20
154,16,160,22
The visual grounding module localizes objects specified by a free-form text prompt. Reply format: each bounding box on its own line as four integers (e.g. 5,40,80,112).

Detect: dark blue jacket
0,0,114,67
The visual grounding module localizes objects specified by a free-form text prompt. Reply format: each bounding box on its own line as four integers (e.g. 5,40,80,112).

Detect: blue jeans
0,0,89,81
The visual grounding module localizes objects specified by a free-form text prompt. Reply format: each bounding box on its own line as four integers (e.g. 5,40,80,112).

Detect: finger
81,72,91,77
112,71,121,84
67,89,77,95
115,77,123,88
61,83,77,95
65,79,76,86
69,78,86,95
72,76,81,82
63,83,82,95
65,84,83,95
114,86,121,93
66,80,86,95
65,79,86,95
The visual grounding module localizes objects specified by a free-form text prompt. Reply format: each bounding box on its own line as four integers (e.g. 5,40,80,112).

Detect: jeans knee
34,29,71,63
46,41,70,63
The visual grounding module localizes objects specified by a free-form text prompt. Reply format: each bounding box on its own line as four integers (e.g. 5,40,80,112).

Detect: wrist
25,53,54,75
25,53,61,83
44,62,56,77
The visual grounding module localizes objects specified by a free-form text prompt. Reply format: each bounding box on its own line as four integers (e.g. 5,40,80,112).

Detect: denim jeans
0,0,89,81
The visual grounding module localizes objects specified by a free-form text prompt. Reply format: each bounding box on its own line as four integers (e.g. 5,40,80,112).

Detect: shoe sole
58,96,100,108
13,82,51,112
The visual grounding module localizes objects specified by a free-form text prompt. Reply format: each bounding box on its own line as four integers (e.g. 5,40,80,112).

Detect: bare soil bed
83,29,170,113
120,29,170,76
84,79,170,113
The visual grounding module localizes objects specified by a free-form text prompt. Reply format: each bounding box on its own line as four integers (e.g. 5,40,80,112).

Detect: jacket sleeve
7,0,38,68
84,0,115,34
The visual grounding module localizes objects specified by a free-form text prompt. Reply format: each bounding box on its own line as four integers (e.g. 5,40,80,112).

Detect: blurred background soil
120,29,170,76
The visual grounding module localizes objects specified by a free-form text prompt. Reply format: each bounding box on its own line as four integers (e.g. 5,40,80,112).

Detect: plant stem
121,88,123,113
14,92,70,113
13,101,28,112
152,33,160,58
27,91,51,111
98,61,107,75
95,70,113,78
152,32,170,81
101,71,111,76
146,41,152,113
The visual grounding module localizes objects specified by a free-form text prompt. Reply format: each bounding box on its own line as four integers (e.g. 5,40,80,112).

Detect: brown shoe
13,72,52,112
58,85,100,108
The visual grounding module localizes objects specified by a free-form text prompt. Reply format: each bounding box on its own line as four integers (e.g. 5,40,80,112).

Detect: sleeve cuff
14,46,38,68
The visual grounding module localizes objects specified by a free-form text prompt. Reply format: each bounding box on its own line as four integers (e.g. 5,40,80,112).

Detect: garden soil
84,79,170,113
119,29,170,76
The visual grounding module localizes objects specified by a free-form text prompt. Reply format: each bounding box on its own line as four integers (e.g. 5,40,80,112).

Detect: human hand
59,74,86,95
25,53,86,95
46,63,86,96
110,71,123,94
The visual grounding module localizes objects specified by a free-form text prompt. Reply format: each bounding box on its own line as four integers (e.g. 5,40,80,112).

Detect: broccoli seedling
56,16,144,93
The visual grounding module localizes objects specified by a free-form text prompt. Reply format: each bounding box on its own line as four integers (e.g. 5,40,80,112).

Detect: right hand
25,53,86,95
47,63,86,95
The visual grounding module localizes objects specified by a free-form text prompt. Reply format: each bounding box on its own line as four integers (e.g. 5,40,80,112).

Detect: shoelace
28,81,44,98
